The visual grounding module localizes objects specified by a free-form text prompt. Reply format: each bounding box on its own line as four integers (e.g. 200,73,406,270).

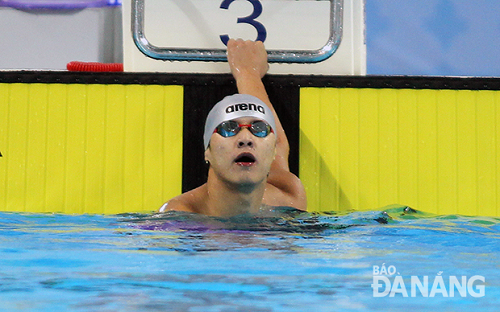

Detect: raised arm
226,39,290,171
226,39,306,210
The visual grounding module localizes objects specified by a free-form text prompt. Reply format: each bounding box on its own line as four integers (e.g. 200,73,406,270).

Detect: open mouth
234,153,256,166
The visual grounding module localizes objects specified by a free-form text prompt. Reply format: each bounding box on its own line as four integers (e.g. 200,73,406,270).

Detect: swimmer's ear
204,148,212,165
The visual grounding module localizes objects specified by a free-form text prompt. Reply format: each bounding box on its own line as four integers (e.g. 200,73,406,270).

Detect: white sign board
123,0,365,75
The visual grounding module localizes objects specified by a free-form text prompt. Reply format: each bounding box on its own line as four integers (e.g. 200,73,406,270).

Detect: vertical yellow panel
299,88,322,210
144,85,166,210
123,85,146,212
476,91,497,217
45,84,68,213
84,84,107,214
456,90,477,215
161,85,184,208
436,90,458,215
6,84,29,212
378,89,399,207
319,88,341,211
358,89,379,209
64,84,87,214
338,89,359,210
497,91,500,217
0,84,9,210
25,84,49,213
397,89,418,208
416,90,438,213
104,84,127,213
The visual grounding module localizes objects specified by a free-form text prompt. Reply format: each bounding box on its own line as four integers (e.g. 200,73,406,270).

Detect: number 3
220,0,267,45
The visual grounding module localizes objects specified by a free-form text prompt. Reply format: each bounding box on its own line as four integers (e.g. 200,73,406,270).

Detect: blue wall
367,0,500,77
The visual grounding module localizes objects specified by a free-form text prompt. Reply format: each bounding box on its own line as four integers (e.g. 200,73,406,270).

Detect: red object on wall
67,61,123,72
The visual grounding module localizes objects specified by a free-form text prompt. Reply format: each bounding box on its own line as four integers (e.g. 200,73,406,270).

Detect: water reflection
118,207,394,254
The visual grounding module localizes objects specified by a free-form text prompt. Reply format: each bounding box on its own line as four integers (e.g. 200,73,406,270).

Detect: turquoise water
0,206,499,311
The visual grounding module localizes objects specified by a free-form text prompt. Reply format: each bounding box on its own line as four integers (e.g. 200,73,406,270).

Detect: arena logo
371,264,485,298
225,103,265,114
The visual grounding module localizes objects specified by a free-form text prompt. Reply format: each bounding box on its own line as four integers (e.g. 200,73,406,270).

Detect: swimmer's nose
237,128,254,148
238,140,253,148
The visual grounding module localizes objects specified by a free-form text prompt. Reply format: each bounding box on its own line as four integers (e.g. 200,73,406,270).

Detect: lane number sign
219,0,267,45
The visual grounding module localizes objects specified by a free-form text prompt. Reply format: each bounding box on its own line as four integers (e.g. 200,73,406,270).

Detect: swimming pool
0,206,499,311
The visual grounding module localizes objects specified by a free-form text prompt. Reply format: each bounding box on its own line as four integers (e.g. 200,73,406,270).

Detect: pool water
0,206,499,311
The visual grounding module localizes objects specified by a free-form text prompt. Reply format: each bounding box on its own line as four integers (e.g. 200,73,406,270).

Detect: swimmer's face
205,117,276,186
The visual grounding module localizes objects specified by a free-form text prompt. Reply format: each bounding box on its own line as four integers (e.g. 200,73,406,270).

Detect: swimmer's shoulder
159,184,208,214
159,197,193,213
266,169,307,211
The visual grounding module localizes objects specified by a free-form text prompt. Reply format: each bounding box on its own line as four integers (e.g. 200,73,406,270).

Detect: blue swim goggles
214,120,274,138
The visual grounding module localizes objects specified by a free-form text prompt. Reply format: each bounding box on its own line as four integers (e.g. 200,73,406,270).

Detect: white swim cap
203,94,277,150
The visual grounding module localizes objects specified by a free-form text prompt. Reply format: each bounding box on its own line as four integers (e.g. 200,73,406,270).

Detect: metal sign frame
131,0,343,63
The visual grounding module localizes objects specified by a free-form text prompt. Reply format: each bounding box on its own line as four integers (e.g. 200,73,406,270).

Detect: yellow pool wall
1,82,499,217
300,87,499,217
0,83,183,214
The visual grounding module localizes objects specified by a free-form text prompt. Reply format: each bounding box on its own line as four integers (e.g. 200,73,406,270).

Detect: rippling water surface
0,206,499,311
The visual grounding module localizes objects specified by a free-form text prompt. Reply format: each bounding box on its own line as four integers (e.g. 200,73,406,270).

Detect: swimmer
160,39,307,217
